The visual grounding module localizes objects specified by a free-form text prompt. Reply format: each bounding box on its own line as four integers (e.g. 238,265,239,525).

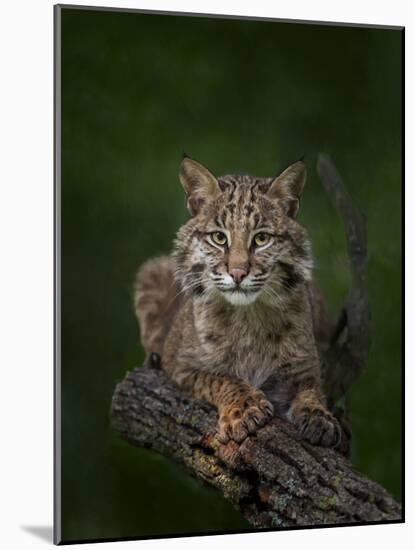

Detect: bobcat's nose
229,268,247,284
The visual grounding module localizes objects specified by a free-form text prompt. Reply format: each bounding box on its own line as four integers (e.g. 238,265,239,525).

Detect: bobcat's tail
134,256,181,356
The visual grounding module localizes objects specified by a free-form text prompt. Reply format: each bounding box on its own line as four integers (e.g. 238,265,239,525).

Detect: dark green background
60,7,402,542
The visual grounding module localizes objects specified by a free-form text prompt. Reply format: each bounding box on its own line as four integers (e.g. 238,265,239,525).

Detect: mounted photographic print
54,4,404,545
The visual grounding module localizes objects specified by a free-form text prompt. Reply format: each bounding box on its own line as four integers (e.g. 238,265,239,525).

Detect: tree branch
111,366,401,529
317,154,371,407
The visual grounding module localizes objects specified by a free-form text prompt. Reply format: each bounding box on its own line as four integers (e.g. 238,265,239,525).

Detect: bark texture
111,365,401,528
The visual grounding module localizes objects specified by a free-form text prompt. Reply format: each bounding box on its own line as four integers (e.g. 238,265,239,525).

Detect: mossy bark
111,365,401,529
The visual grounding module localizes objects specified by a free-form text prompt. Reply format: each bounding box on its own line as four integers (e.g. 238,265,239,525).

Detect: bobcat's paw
217,392,274,444
290,406,342,448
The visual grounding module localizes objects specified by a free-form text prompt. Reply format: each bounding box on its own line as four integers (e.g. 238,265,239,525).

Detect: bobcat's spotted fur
134,157,341,447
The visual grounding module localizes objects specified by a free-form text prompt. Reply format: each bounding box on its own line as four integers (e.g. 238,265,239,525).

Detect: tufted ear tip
179,157,221,216
266,159,307,218
289,159,307,180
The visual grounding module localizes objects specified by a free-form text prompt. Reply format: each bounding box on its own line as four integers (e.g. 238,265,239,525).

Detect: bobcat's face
174,159,313,307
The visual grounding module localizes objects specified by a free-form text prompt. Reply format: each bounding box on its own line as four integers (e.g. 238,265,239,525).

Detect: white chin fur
223,290,259,306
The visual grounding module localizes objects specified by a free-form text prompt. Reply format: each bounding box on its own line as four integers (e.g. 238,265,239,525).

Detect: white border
0,1,410,549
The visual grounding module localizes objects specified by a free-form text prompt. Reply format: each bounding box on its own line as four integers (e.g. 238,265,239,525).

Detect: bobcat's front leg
287,386,342,448
172,367,274,443
217,384,274,443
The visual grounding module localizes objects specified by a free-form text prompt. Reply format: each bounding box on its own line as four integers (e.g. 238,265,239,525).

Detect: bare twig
317,154,371,407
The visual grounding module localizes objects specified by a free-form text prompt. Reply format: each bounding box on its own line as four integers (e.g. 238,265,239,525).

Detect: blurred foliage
60,7,402,542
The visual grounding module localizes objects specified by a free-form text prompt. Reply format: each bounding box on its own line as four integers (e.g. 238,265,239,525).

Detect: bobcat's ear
179,157,221,216
266,160,306,218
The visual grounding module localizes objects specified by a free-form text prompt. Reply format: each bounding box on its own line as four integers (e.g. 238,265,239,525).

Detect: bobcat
134,156,341,448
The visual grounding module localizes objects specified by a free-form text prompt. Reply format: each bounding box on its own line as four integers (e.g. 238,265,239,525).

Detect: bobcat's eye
253,232,271,247
211,231,227,246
